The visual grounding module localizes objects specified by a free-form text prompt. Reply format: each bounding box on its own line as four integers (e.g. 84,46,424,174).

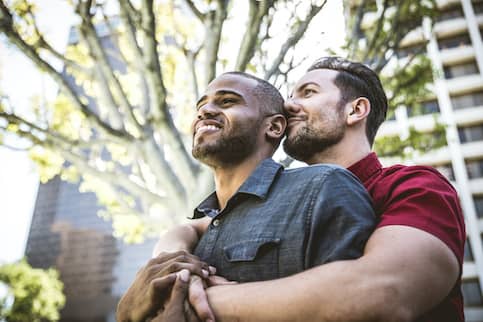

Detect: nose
284,97,302,114
197,102,220,120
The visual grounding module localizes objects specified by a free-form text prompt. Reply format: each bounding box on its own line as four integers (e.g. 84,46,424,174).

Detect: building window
436,5,464,22
474,195,483,218
396,42,426,59
466,159,483,179
438,33,471,50
407,100,440,116
435,163,455,181
464,239,474,261
451,91,483,110
458,124,483,143
474,0,483,14
462,280,483,306
444,60,479,79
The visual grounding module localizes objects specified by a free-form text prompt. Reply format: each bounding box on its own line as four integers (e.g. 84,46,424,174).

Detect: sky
0,0,345,264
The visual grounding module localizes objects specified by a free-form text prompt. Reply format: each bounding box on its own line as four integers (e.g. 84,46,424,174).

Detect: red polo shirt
348,152,465,322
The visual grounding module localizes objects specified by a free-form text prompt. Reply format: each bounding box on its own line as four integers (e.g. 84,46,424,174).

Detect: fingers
171,269,190,302
206,275,237,287
147,251,212,280
149,260,209,284
150,273,178,291
189,275,215,322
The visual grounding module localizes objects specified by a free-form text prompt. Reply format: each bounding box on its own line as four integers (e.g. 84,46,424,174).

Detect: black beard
283,125,344,162
192,124,259,167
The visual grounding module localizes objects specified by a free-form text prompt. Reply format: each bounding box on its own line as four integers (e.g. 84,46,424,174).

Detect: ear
347,97,370,126
265,114,287,140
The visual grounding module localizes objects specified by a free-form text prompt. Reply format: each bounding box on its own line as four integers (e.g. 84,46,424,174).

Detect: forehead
294,69,340,90
204,74,258,97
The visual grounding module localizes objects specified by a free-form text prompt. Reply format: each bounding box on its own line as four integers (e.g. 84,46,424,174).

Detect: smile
197,124,220,133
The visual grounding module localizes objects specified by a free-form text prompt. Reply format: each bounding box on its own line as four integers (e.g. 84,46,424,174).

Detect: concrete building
350,0,483,320
25,176,156,322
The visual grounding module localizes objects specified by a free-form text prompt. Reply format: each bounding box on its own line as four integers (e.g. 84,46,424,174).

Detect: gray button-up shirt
193,159,375,283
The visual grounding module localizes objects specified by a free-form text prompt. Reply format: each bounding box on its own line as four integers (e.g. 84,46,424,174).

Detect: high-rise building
25,176,156,322
346,0,483,320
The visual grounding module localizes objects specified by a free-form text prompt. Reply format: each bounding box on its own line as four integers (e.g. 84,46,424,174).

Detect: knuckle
147,257,159,266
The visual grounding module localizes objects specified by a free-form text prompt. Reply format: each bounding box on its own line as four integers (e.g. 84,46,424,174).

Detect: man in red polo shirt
119,57,465,322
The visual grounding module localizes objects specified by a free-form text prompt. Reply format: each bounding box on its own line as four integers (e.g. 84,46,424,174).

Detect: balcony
436,4,464,22
438,32,472,50
451,90,483,110
459,123,483,143
466,158,483,179
444,60,480,79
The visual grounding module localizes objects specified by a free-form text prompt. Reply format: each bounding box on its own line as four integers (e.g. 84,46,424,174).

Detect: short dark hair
307,57,388,146
223,71,284,116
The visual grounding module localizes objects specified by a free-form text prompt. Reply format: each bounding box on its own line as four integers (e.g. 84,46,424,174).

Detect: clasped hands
116,251,233,322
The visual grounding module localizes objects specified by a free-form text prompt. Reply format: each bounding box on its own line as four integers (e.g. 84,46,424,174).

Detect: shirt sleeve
376,167,465,265
304,167,376,268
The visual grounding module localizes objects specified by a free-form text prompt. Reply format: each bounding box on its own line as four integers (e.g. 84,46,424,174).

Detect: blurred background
0,0,482,321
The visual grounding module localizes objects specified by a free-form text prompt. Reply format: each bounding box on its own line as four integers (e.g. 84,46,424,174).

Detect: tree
342,0,446,158
0,0,440,242
0,259,65,322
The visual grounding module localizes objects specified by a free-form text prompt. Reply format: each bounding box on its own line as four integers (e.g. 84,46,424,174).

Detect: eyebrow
290,81,319,97
195,90,245,109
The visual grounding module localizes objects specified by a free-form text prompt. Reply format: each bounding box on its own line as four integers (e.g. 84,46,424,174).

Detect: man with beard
116,71,376,322
129,57,464,322
183,58,464,322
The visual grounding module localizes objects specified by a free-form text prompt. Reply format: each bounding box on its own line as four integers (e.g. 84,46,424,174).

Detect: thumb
171,269,190,302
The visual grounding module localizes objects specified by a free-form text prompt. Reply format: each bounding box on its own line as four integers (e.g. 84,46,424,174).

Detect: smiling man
116,71,376,322
196,58,465,322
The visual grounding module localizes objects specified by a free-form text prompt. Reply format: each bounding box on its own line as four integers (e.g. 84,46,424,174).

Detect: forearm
153,217,210,257
206,259,395,322
153,225,199,256
206,226,458,322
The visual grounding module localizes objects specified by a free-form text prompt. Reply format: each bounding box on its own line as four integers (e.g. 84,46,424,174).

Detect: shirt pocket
222,237,281,282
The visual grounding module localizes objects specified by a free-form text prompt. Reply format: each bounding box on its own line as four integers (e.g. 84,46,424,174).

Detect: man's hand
151,269,195,322
116,251,213,322
188,274,236,322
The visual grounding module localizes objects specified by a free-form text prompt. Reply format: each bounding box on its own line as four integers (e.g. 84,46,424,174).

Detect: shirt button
212,219,220,227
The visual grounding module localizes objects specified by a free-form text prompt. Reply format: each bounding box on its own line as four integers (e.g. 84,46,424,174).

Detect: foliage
342,0,445,156
374,119,447,159
0,259,65,322
0,0,441,240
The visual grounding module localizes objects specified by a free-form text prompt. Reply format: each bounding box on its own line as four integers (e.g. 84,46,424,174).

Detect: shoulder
376,164,465,263
284,163,357,180
381,164,456,194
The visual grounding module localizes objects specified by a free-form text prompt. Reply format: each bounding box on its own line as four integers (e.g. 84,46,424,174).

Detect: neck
305,132,371,168
212,150,271,210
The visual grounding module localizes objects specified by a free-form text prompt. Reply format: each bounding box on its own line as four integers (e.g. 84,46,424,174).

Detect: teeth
197,125,220,132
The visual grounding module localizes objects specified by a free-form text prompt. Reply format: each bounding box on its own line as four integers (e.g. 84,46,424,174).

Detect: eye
221,97,237,105
303,88,316,97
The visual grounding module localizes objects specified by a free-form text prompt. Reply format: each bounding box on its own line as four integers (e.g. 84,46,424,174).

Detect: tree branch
139,0,199,183
235,0,274,71
202,0,228,85
264,1,327,80
0,2,133,141
76,0,142,134
181,0,205,21
118,0,151,114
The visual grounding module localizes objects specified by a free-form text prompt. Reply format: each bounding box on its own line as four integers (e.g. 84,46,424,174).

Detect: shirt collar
191,158,283,219
347,152,381,184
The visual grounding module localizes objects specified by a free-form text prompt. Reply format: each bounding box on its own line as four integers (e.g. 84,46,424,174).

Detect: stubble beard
192,121,261,167
283,119,345,163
